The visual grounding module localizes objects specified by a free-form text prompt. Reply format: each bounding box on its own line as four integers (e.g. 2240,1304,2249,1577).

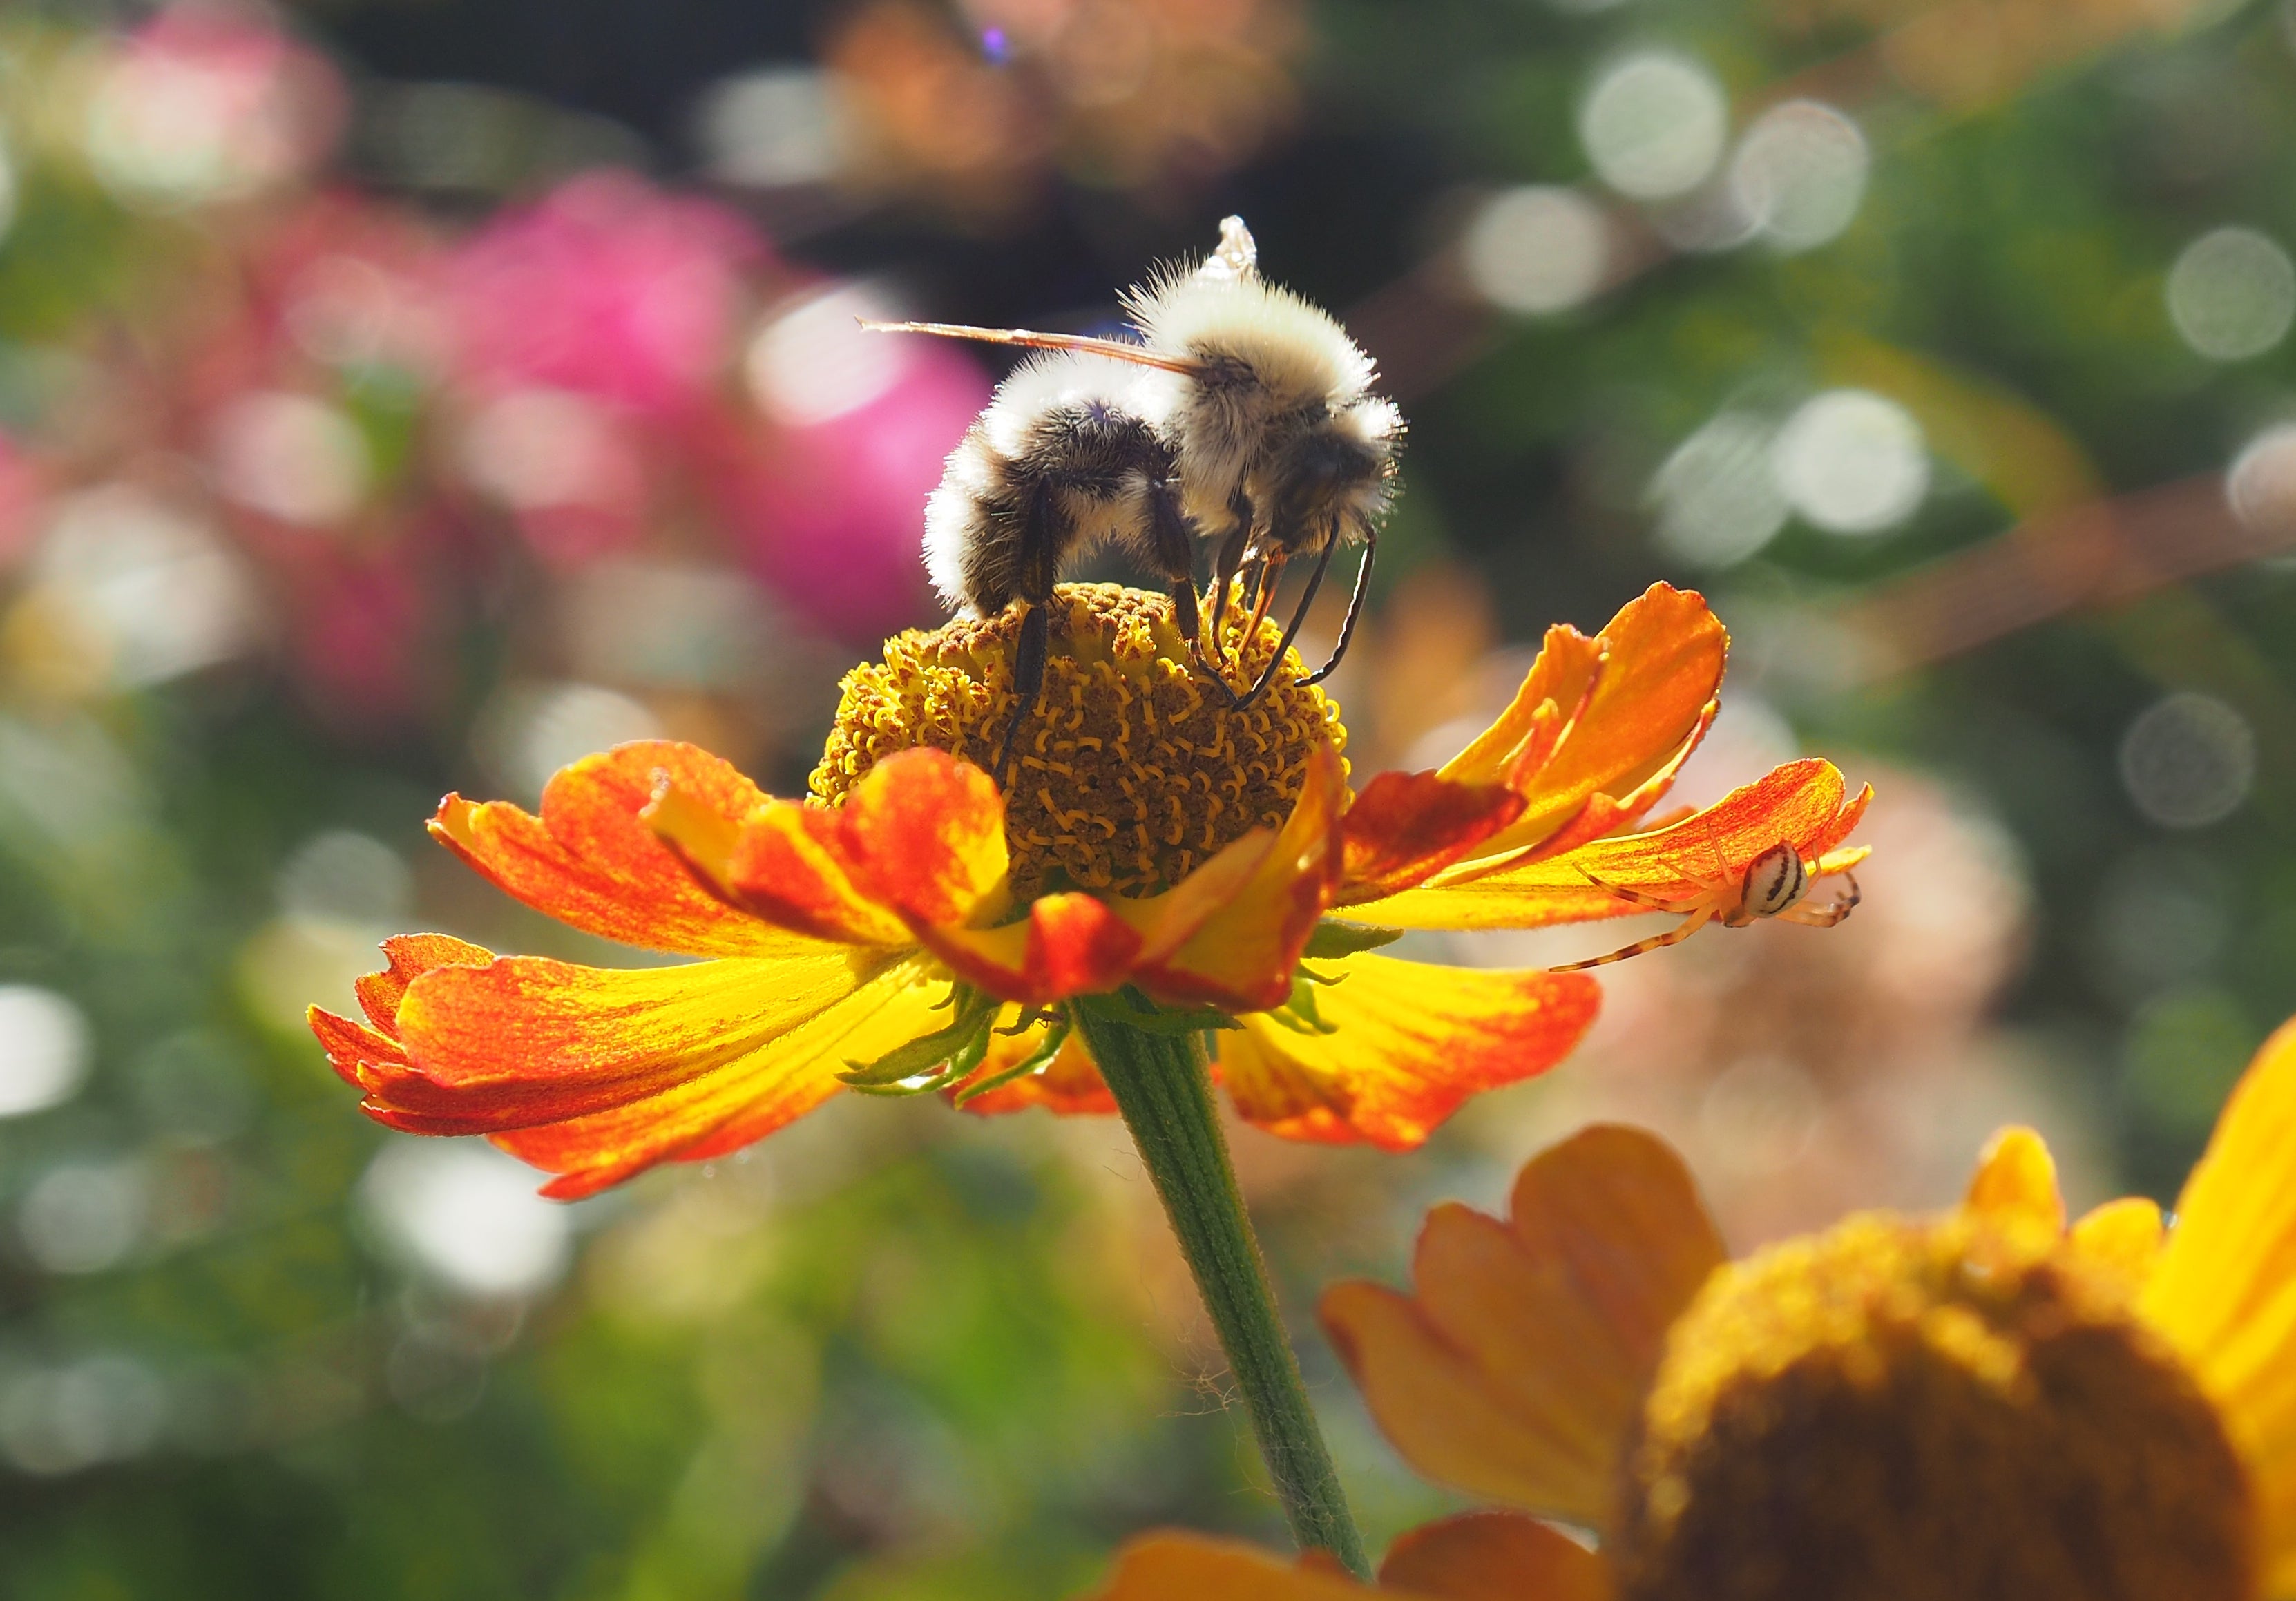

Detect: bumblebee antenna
1296,524,1376,689
858,320,1205,375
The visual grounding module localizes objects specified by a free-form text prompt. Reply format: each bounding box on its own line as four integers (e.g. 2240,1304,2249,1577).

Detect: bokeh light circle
2118,692,2255,829
1578,53,1730,202
2166,227,2296,361
1772,389,1929,535
210,392,371,526
0,987,93,1119
1650,412,1789,566
1460,186,1612,314
2228,422,2296,531
361,1140,573,1299
1730,101,1868,253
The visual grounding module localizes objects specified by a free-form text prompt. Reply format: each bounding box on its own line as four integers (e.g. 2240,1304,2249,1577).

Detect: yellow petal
1962,1126,2065,1235
490,958,945,1197
1218,956,1599,1149
1321,1126,1725,1525
1379,1512,1613,1601
2138,1014,2296,1584
2143,1014,2296,1356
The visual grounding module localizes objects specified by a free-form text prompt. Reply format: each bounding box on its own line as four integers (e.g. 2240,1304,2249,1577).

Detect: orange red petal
1337,769,1526,903
1133,742,1346,1012
1217,955,1599,1149
650,790,910,947
836,747,1011,926
430,742,809,959
310,932,495,1093
383,950,883,1128
1446,585,1726,861
916,891,1145,1006
1352,759,1870,933
1440,624,1603,793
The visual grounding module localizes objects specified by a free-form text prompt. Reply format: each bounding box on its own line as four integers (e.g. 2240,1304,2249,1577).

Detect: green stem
1075,1005,1372,1580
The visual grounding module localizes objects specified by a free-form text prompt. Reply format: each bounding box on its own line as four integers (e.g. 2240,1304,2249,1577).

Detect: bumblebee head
1256,396,1401,553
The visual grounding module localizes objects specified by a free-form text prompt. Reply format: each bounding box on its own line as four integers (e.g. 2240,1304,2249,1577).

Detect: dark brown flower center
1613,1212,2255,1601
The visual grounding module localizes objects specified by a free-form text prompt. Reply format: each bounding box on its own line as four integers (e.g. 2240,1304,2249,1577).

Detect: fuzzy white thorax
1123,226,1388,528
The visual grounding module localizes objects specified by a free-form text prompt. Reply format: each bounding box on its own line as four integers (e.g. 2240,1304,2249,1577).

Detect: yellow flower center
1614,1211,2255,1601
811,583,1347,900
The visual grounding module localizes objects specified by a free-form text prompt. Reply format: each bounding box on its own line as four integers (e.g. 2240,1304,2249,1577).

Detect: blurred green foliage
1,0,2294,1594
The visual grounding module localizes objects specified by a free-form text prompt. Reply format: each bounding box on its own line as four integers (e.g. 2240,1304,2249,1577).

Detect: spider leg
1575,864,1702,914
1546,906,1716,972
1774,871,1860,928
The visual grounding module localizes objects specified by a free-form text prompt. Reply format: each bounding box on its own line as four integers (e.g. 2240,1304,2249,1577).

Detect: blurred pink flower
0,432,46,571
86,2,346,207
446,173,769,417
720,285,991,642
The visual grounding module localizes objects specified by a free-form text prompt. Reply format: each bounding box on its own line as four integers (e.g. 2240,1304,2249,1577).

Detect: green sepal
839,986,999,1086
1301,921,1404,960
951,1016,1073,1106
1263,974,1341,1036
1074,989,1241,1035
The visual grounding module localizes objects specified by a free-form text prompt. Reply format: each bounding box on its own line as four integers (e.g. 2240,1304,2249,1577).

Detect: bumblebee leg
996,600,1049,788
1234,539,1334,709
1545,906,1715,971
1239,548,1289,657
1207,488,1254,647
1297,523,1376,689
1144,477,1227,697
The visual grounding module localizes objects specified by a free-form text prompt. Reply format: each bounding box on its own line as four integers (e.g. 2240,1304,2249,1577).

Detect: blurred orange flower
1087,1015,2296,1600
311,583,1866,1197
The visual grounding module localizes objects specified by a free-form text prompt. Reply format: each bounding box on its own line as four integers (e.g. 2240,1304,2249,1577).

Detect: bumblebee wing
857,319,1203,375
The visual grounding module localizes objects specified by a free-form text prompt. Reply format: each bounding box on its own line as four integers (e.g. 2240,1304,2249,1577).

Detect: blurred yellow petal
1321,1126,1725,1524
1379,1512,1613,1601
2071,1196,2165,1287
1080,1533,1374,1601
2140,1015,2296,1585
1963,1126,2065,1234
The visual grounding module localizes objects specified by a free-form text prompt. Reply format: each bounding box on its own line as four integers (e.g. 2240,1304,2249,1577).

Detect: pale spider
1547,841,1859,972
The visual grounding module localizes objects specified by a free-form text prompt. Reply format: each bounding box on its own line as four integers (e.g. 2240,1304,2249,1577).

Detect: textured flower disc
1613,1211,2254,1601
812,583,1347,900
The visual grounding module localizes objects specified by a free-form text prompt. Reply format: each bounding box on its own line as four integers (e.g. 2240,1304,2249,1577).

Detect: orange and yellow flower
1084,1015,2296,1601
311,582,1867,1198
